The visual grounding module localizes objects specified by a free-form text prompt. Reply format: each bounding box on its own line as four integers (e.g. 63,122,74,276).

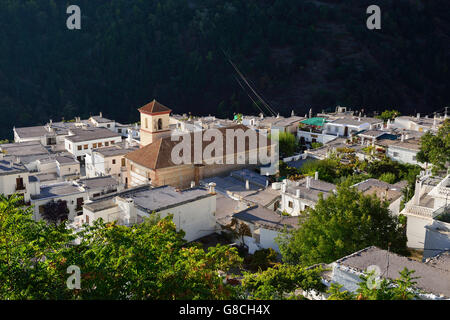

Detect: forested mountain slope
0,0,448,138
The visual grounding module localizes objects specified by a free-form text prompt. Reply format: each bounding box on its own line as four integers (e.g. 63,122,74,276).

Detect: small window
110,140,115,145
105,141,109,147
107,124,110,128
93,143,97,148
288,201,293,208
412,155,417,161
121,158,126,167
84,144,88,149
77,145,82,150
98,142,103,147
393,152,399,157
112,159,116,165
118,129,122,133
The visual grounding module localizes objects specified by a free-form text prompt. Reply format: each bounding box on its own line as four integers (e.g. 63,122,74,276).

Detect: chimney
401,134,405,142
208,182,216,194
416,113,420,120
281,183,287,193
100,112,103,118
291,110,295,117
245,179,250,190
314,171,319,180
306,176,311,189
296,189,301,198
259,113,264,120
276,113,280,119
190,181,195,188
8,160,13,168
49,119,53,125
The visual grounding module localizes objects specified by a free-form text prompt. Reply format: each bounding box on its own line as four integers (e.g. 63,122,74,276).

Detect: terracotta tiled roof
138,99,172,114
125,124,272,170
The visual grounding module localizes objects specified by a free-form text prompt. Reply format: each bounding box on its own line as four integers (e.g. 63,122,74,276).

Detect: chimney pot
314,171,319,180
208,182,216,194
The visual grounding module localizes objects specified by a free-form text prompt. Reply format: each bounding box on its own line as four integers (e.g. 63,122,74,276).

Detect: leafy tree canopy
276,185,407,266
241,264,326,300
417,119,450,172
0,194,243,299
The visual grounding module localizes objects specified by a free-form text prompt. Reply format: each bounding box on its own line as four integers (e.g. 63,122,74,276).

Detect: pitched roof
65,127,121,143
335,246,450,298
125,124,271,170
138,99,172,114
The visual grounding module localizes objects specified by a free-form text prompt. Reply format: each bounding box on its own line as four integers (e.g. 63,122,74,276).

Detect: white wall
65,136,122,158
406,215,431,249
424,220,450,259
280,192,313,216
148,195,217,242
32,191,88,221
387,146,421,166
0,171,30,202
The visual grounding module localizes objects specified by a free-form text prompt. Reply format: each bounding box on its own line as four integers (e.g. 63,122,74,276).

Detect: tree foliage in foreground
277,185,408,266
417,119,450,172
0,194,243,299
328,268,419,300
241,264,326,300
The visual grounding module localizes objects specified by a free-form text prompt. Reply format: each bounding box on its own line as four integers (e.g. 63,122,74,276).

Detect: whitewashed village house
73,184,217,242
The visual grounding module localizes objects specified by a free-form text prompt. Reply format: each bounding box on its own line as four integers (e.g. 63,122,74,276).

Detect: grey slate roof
14,126,47,139
77,176,119,190
233,205,299,231
93,145,138,157
84,185,213,214
0,141,49,156
65,127,120,143
335,246,450,298
0,160,28,175
90,115,113,123
31,182,85,200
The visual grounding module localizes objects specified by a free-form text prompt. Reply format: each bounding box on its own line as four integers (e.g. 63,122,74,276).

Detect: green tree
0,194,74,299
0,195,243,299
377,110,401,122
417,119,450,172
41,199,69,225
277,185,407,266
277,132,297,158
241,264,326,299
379,172,397,184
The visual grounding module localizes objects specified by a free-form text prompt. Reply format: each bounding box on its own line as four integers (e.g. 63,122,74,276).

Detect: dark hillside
0,0,448,139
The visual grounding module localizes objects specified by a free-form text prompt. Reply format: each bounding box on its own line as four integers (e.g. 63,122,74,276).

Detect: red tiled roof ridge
138,99,172,114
